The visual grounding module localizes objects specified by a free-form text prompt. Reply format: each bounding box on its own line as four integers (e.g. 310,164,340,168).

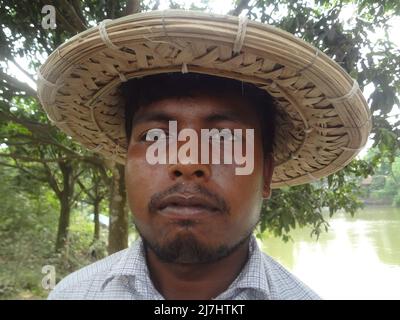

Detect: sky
3,0,400,157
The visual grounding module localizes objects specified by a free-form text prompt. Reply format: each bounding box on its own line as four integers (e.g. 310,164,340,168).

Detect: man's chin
142,232,233,264
141,230,252,265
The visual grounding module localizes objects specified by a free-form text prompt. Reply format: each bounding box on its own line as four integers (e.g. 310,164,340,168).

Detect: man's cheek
126,163,149,207
126,155,152,181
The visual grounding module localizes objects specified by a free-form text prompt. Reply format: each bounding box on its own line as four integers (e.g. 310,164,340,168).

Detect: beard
138,221,258,264
137,182,260,264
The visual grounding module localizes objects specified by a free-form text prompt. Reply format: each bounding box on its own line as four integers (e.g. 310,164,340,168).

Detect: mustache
148,183,229,214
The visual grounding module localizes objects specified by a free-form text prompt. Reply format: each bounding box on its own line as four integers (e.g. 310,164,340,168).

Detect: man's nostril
174,171,182,177
194,170,204,178
170,168,207,179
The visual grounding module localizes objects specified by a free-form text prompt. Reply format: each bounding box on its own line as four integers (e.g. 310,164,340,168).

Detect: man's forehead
132,94,260,125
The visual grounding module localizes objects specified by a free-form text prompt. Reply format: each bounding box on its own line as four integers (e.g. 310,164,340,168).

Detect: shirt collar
218,236,271,298
101,235,271,298
101,238,152,291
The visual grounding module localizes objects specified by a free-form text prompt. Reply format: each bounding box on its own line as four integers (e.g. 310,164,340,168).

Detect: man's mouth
156,194,221,219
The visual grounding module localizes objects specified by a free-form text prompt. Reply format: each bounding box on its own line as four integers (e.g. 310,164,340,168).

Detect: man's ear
263,152,274,199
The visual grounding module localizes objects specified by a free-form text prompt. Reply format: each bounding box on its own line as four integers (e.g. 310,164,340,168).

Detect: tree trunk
55,193,71,252
107,163,129,254
125,0,141,15
54,161,74,252
93,200,100,241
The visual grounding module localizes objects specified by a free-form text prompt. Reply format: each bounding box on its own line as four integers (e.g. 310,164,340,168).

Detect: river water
260,206,400,299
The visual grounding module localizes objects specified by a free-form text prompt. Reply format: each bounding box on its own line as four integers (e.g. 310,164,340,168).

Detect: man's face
125,92,274,264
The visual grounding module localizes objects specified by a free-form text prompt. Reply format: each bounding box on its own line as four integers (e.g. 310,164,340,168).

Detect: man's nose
168,162,211,181
167,133,212,181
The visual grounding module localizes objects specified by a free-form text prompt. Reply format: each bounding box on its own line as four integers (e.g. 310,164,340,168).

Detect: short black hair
121,73,275,153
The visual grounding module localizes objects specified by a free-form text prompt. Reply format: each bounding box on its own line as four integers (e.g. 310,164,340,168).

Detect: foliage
235,0,399,238
0,165,107,299
362,148,400,206
258,158,372,241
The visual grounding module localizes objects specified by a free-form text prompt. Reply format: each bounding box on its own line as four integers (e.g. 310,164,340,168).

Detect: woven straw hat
37,10,371,188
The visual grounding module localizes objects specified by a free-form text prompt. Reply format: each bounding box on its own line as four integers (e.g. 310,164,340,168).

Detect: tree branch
77,178,95,201
70,0,88,27
0,159,47,183
0,152,70,163
125,0,141,15
229,0,251,16
70,188,84,206
54,7,80,34
152,0,161,11
8,58,35,84
0,108,58,140
42,0,83,35
39,150,62,197
0,131,80,158
60,0,87,31
0,69,37,97
0,161,23,170
72,168,85,181
0,141,34,147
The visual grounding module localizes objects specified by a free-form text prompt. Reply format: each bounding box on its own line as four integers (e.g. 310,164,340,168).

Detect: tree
0,1,135,252
76,160,109,242
107,162,129,254
362,147,400,206
0,0,399,250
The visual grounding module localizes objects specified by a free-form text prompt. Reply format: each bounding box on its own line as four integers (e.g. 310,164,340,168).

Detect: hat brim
37,10,371,188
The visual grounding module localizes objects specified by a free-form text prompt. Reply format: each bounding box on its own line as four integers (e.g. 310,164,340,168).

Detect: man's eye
211,130,239,142
141,129,168,142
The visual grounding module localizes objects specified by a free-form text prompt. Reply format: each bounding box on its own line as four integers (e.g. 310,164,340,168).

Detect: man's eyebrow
131,112,174,127
131,110,249,127
204,112,245,124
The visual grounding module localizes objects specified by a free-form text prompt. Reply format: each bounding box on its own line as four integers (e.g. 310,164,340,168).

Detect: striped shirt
48,236,320,300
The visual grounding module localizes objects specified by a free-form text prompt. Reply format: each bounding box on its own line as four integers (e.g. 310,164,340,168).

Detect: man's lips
156,194,221,219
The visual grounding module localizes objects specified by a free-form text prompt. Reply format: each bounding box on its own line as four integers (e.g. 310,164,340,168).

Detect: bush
0,167,107,299
393,192,400,208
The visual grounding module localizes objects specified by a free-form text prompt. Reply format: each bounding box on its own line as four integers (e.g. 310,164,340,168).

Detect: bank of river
260,206,400,299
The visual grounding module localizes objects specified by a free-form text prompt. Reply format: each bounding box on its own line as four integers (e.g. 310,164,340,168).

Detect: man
38,10,370,300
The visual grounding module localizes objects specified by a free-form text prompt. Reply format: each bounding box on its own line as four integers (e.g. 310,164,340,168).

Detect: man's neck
145,238,251,300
